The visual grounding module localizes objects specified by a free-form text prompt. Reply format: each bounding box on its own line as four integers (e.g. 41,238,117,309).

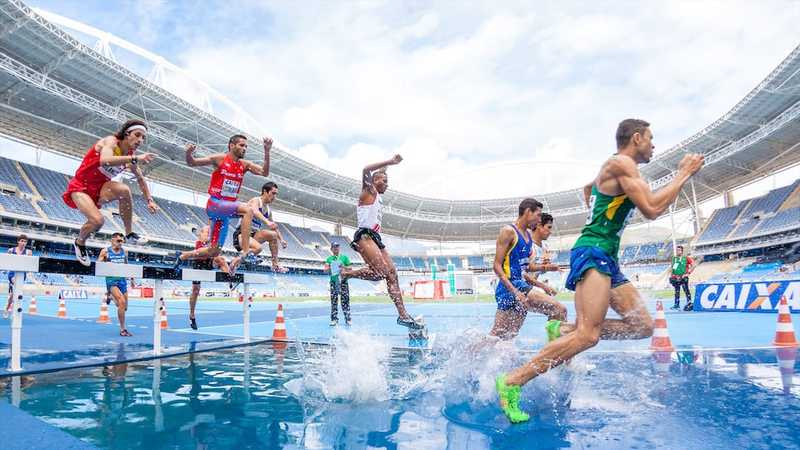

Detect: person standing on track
4,234,32,319
64,119,159,266
670,245,695,311
345,155,424,330
232,181,288,273
324,242,352,326
176,135,272,272
495,118,704,423
98,233,132,336
187,225,231,330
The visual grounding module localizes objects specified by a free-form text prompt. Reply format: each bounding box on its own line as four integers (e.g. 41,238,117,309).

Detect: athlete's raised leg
355,236,412,321
71,192,105,245
98,181,133,235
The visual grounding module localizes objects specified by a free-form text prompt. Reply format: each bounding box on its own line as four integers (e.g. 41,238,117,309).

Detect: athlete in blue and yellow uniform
496,118,705,423
490,199,567,340
99,232,131,336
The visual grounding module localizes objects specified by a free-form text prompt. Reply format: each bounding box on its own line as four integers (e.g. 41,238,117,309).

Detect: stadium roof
1,0,800,240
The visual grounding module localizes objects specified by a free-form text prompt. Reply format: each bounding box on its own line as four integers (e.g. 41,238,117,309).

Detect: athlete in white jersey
346,155,424,330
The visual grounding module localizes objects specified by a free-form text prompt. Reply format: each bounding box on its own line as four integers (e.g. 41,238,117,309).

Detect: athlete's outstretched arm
130,164,159,213
615,154,704,220
98,137,155,167
245,137,272,176
362,154,402,188
185,144,223,168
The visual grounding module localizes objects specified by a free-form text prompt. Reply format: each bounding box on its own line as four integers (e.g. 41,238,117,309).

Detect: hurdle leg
243,282,251,343
152,358,164,432
9,272,24,372
153,279,163,356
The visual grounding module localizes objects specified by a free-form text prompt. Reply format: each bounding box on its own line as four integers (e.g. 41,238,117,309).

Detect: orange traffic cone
57,294,67,319
97,298,111,324
773,296,798,347
160,299,169,330
272,304,288,341
650,301,675,351
27,296,37,315
776,346,797,395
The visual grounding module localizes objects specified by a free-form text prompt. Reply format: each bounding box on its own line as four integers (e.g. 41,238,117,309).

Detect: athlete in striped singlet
496,119,705,423
489,200,568,340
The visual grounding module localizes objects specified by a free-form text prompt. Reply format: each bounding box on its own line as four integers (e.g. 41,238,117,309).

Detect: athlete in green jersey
495,118,705,423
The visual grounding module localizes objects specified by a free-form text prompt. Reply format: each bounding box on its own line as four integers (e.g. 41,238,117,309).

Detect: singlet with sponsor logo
356,193,382,232
208,154,245,201
73,139,131,184
573,185,636,260
105,246,128,283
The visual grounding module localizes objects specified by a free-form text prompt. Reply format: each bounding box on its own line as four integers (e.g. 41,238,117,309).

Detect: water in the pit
1,329,799,449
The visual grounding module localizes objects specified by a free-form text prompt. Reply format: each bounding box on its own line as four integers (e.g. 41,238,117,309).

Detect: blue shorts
206,197,242,247
106,278,128,295
565,246,629,291
495,279,533,311
7,272,25,293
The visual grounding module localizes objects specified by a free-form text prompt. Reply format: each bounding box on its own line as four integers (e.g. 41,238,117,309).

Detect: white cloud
37,0,800,200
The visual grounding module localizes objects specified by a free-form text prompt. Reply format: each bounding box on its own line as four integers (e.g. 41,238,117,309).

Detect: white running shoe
73,239,90,266
125,232,148,245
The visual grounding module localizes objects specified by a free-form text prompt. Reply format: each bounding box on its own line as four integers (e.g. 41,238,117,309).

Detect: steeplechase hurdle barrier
1,253,273,372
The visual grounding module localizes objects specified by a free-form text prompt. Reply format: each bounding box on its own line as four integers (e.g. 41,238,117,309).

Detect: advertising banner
694,280,800,312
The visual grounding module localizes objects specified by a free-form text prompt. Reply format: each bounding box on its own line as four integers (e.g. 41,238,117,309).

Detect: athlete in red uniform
186,225,230,330
63,119,159,266
173,134,272,271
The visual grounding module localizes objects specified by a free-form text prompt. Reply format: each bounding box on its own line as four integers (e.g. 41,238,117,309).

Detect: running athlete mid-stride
489,201,568,341
495,118,704,423
232,181,288,273
176,135,272,271
63,119,159,266
345,155,424,330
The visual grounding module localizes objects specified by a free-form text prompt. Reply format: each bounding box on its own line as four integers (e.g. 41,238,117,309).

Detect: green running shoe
545,319,562,343
495,374,530,423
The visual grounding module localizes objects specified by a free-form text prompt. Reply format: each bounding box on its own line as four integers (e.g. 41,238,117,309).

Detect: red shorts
62,178,104,209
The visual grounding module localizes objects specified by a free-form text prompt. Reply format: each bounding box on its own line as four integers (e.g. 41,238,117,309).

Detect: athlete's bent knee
88,214,105,230
575,328,601,350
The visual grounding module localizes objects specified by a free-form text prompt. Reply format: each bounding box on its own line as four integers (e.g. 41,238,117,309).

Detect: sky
3,0,800,251
23,0,800,201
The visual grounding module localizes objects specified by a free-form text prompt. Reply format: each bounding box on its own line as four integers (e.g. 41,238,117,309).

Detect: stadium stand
0,193,39,217
0,158,32,194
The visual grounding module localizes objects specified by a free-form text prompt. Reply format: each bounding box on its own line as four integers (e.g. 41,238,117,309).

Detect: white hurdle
0,253,39,372
1,252,271,372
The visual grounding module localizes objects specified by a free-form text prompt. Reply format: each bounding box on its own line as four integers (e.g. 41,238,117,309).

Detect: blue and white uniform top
105,246,127,283
494,224,533,300
529,240,549,279
250,197,272,231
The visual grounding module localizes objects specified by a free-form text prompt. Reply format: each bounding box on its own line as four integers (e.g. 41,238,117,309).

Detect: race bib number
221,179,240,197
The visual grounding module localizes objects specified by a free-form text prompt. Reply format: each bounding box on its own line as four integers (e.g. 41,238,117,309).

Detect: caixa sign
695,280,800,312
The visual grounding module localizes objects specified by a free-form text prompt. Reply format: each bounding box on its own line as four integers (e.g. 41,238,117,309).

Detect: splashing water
296,329,393,402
